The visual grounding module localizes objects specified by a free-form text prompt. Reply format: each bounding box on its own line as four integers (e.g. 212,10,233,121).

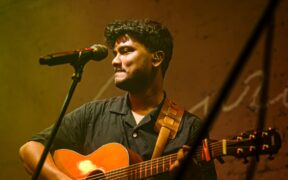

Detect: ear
152,51,165,67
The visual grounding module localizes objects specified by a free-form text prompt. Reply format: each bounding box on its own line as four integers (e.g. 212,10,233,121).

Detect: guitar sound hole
86,169,105,180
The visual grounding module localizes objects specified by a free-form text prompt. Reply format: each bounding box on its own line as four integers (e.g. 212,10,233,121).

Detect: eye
119,46,134,54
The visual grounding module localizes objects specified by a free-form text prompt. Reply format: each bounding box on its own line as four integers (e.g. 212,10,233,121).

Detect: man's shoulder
88,95,126,105
181,110,202,126
166,98,200,120
165,98,202,126
183,110,201,120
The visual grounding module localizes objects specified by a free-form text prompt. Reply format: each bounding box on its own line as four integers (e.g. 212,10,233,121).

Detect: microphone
39,44,108,66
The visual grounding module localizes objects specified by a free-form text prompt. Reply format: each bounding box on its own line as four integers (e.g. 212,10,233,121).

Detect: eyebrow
114,45,134,52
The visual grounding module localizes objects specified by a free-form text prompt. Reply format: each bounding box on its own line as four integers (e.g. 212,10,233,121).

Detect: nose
112,54,121,67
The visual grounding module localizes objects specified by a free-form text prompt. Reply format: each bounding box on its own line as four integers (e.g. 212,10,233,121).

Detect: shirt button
132,132,138,138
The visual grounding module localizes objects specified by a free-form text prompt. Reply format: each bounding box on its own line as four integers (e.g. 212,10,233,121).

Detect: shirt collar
108,91,167,117
108,93,130,115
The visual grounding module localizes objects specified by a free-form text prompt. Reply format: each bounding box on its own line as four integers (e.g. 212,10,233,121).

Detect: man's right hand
19,141,72,180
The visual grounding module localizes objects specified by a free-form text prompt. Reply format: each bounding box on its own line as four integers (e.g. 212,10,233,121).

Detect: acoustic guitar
53,128,281,180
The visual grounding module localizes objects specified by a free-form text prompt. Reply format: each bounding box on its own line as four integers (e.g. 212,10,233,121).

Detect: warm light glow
78,160,97,175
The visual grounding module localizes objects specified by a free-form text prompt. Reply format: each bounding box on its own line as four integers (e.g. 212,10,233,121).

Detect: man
19,19,217,179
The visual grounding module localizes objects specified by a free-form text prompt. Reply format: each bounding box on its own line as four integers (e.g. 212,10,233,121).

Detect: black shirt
31,93,217,179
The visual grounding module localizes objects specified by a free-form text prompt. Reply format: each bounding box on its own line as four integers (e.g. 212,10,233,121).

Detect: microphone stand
173,0,280,179
32,61,85,180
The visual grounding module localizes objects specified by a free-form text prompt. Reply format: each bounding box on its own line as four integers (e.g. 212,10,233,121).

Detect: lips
114,67,125,73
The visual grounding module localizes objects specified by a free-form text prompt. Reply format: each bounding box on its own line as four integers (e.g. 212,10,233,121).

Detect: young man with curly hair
19,19,217,179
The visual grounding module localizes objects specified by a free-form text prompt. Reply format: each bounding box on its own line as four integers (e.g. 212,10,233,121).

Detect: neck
128,76,164,116
129,90,164,115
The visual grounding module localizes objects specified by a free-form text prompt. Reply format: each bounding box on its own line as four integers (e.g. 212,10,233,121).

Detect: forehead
114,34,139,48
115,34,131,44
113,34,151,54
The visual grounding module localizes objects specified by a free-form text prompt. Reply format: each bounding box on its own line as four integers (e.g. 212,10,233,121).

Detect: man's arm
19,141,72,180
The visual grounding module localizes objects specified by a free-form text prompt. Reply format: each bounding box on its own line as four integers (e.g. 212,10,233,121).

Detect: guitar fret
160,157,164,173
149,159,153,177
170,155,172,167
136,163,141,179
146,160,151,177
143,162,147,177
153,158,158,175
134,164,138,180
164,156,170,172
139,162,143,179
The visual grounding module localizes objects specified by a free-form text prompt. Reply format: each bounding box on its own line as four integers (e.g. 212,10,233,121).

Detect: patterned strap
152,98,184,159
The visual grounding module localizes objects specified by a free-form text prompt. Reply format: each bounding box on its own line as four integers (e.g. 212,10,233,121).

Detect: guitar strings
76,140,252,180
107,155,177,180
78,140,251,180
80,146,248,179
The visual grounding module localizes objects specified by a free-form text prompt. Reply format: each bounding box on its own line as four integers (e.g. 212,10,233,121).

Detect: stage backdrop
0,0,287,179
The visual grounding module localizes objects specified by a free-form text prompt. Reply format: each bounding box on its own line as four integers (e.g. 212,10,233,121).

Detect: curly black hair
104,19,173,77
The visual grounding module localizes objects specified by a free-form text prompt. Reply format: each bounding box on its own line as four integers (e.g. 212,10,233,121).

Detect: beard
114,68,156,93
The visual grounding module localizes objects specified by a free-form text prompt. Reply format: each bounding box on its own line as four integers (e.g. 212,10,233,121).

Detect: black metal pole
173,0,280,179
245,6,275,180
32,64,84,180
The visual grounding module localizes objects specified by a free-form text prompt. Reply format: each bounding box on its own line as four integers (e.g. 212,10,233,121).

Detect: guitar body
53,143,141,179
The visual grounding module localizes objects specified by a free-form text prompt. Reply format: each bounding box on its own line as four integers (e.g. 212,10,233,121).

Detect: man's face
112,35,155,92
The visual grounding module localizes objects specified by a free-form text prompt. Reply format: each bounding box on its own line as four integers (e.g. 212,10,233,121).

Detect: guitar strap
152,98,184,159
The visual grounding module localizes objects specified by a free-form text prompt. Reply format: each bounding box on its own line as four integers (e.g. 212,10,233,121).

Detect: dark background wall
0,0,287,179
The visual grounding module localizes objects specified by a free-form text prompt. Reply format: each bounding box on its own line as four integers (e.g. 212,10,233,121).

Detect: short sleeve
29,103,90,153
